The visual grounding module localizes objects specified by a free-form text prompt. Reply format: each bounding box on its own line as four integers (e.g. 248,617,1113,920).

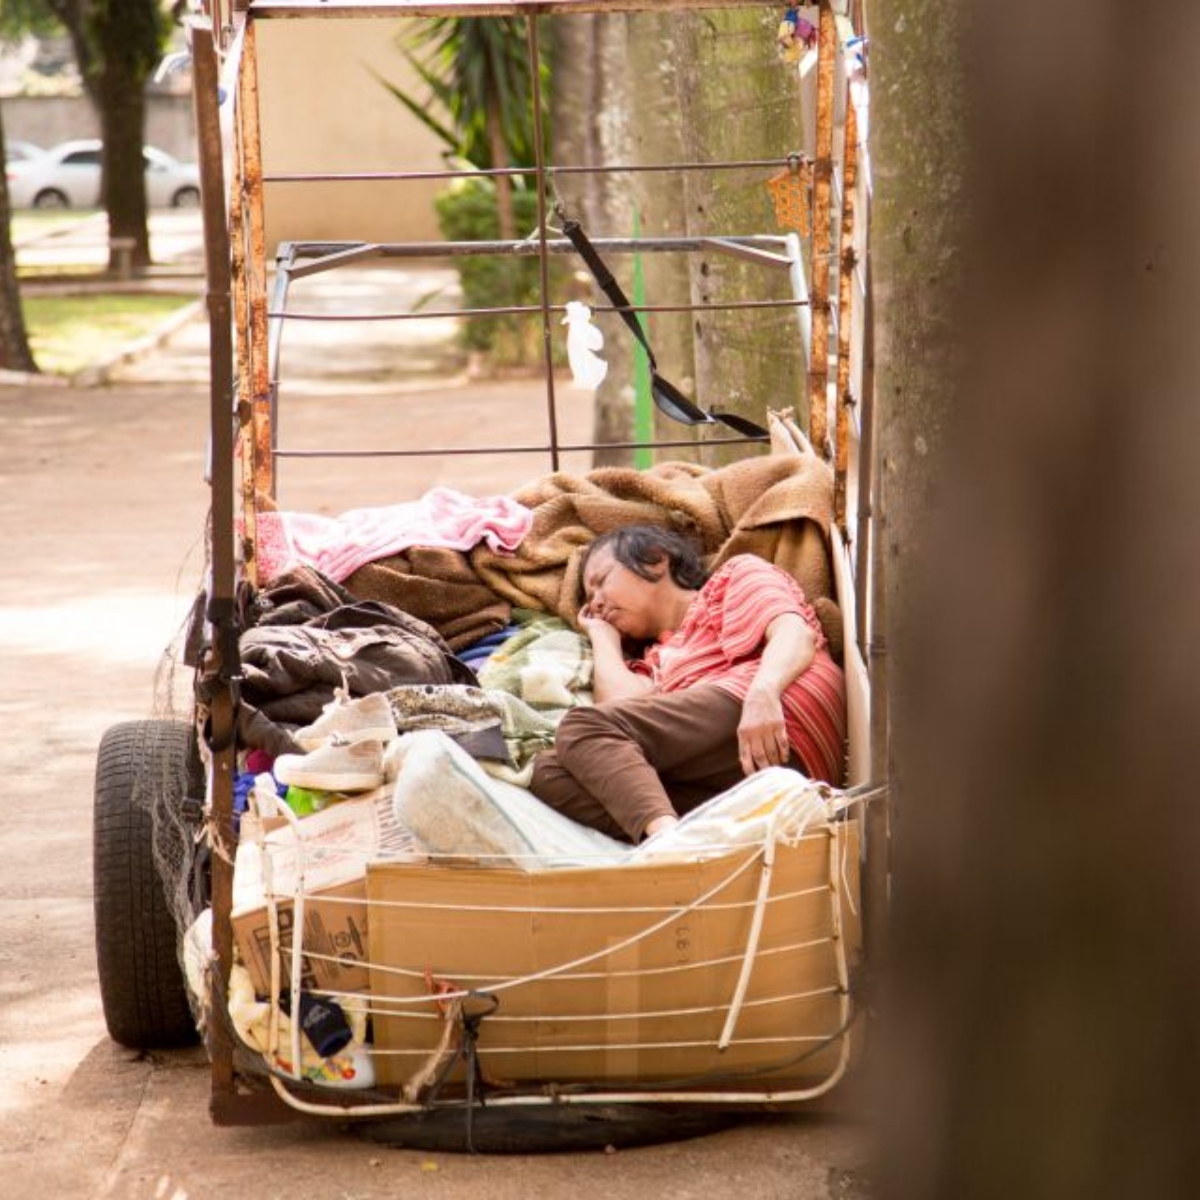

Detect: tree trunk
673,7,806,467
873,2,1200,1196
625,11,698,461
0,106,38,373
554,11,800,469
487,105,515,242
554,14,639,466
96,76,151,272
85,0,166,274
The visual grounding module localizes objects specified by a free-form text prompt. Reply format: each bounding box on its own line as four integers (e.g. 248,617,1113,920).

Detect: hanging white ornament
562,301,608,391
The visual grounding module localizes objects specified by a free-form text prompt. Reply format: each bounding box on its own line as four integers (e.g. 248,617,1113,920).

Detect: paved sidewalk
109,260,468,392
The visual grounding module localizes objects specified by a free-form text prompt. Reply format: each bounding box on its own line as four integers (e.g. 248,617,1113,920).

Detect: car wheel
93,719,203,1049
33,188,70,210
172,186,201,209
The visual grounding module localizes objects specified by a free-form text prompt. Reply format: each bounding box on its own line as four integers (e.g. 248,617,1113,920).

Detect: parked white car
6,139,201,210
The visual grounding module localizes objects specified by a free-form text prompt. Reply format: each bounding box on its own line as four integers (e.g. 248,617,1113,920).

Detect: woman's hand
578,603,624,657
579,602,654,703
737,612,815,774
737,685,791,774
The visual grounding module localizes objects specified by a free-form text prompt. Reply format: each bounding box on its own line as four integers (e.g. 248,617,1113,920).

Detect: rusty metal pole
226,38,257,585
806,1,836,457
833,99,858,535
855,243,875,665
189,14,238,1113
860,240,889,970
229,161,254,581
238,20,272,580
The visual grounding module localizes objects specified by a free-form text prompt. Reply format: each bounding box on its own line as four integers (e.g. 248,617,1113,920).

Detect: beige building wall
257,19,450,249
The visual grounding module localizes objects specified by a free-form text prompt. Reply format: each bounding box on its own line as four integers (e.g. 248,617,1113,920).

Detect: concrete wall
257,19,450,248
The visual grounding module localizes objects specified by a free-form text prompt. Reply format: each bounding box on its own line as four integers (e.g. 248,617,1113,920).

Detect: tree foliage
379,17,545,240
383,17,543,170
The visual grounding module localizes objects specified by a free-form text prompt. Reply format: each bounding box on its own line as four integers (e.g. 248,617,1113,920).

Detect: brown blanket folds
343,546,512,651
468,433,841,656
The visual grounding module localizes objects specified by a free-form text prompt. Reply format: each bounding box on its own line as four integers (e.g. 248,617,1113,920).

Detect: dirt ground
0,285,871,1198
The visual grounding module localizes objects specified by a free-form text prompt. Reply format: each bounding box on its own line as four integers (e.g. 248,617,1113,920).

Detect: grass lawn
22,293,195,375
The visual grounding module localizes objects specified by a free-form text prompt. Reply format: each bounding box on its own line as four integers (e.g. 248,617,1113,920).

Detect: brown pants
530,686,797,843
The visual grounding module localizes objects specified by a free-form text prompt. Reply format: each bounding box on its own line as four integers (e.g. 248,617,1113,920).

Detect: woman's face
581,545,667,640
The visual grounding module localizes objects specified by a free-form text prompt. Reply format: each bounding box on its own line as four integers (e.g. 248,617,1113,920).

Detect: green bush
435,179,561,365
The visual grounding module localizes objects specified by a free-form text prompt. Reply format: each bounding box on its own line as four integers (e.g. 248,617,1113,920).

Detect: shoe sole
275,768,383,792
295,727,397,753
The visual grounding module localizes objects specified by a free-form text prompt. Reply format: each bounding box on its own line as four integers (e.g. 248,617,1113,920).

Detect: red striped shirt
630,555,847,785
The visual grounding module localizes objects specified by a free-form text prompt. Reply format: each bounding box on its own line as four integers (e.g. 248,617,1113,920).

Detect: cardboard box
366,819,860,1093
232,878,370,996
231,789,420,995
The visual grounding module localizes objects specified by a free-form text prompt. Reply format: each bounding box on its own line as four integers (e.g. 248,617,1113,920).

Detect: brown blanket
344,546,512,651
469,433,838,648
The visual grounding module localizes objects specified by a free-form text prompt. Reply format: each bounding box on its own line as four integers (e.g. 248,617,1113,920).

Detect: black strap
421,990,499,1154
560,213,769,441
560,218,658,369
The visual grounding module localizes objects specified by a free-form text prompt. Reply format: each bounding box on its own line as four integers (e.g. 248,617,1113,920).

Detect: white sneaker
274,739,384,793
294,691,397,752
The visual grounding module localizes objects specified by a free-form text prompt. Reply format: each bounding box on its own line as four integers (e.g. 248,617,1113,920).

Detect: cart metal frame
187,0,885,1126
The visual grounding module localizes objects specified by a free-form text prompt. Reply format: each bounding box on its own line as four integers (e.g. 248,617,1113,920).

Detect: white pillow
389,730,629,869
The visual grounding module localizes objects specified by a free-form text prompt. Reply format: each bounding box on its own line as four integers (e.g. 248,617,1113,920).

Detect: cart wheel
355,1103,737,1154
94,719,201,1049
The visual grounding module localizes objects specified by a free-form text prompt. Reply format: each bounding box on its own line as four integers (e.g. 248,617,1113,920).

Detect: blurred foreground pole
872,2,1200,1197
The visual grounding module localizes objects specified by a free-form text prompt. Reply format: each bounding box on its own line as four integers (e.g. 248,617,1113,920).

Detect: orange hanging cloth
766,158,813,237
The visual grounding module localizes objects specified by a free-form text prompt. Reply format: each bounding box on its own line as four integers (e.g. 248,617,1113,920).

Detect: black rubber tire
94,719,200,1049
355,1103,737,1155
33,188,70,210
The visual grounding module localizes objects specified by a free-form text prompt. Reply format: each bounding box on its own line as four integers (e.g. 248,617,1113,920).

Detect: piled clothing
386,682,561,787
476,609,593,711
235,567,476,757
386,613,595,786
344,546,512,651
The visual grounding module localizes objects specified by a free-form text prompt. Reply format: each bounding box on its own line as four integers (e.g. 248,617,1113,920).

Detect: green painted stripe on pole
632,209,653,470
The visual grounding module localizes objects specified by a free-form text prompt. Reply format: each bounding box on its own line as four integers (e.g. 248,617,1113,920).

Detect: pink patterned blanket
254,487,532,584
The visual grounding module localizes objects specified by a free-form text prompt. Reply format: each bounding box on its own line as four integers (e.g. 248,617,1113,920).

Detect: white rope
341,846,769,1010
302,932,836,993
358,880,826,918
716,790,827,1049
718,829,777,1050
372,1031,843,1058
361,982,842,1028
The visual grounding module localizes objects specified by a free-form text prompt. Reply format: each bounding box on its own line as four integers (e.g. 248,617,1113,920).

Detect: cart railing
188,0,882,1126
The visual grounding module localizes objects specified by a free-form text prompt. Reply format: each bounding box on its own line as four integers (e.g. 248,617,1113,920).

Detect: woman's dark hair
582,525,709,592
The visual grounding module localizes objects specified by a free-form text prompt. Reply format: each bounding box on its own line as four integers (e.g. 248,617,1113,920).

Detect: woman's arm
579,609,655,703
737,612,817,774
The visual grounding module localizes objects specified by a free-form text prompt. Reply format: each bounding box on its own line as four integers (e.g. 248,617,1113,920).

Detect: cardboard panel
230,789,418,995
232,880,370,995
367,821,860,1091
